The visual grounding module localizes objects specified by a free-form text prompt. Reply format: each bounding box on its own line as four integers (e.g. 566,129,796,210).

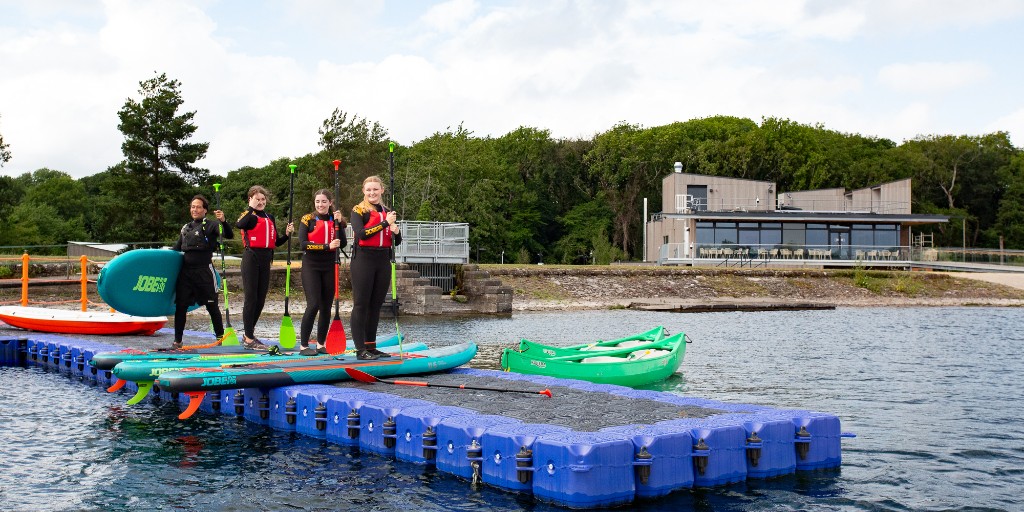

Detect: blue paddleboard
97,249,215,317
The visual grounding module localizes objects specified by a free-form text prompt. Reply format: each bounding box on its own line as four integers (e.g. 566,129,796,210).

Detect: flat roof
660,210,948,226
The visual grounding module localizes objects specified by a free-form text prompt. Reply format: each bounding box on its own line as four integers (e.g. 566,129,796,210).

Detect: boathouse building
645,169,948,267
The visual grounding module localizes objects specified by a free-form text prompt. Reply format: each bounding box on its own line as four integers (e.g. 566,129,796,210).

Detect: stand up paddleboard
97,249,216,317
0,306,167,336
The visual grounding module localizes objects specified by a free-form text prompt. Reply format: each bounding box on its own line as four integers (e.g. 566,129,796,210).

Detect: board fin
178,392,206,420
125,381,153,405
106,378,126,393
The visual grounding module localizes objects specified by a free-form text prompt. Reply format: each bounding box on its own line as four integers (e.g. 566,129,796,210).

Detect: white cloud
0,0,1022,178
877,61,990,94
990,107,1024,147
421,0,478,33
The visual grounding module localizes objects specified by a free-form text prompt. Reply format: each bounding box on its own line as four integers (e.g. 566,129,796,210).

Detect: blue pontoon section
2,333,854,509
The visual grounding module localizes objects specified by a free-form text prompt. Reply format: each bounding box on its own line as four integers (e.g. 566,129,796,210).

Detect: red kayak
0,306,167,336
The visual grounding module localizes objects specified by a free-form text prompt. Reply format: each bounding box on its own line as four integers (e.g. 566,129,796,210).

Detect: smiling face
249,192,267,211
189,198,207,220
362,180,383,205
314,193,332,215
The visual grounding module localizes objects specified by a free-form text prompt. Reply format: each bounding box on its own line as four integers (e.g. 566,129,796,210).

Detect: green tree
0,114,11,167
990,154,1024,249
586,123,663,257
20,169,87,222
0,175,24,226
554,198,614,264
117,72,210,241
316,108,391,212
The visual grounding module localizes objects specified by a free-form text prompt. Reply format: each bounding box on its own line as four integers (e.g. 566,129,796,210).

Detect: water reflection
3,307,1022,511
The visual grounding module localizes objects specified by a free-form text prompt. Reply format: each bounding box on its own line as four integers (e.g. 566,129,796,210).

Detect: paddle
388,142,403,353
213,183,239,346
345,367,553,397
279,164,297,349
544,334,682,362
325,159,346,354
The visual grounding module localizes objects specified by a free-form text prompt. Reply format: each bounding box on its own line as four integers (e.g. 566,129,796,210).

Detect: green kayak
499,327,689,387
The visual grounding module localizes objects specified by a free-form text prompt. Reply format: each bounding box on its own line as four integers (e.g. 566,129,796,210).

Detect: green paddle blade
279,314,296,349
220,327,239,346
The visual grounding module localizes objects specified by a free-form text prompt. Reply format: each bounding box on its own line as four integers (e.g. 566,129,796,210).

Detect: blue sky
2,0,1023,178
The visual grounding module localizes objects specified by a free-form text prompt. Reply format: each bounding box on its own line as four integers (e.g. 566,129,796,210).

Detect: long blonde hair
356,175,387,213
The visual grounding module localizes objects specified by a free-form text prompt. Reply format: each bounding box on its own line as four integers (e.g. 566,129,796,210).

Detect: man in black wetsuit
171,194,233,349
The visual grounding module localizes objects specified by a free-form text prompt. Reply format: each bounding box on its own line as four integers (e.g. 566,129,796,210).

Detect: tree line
2,72,1023,260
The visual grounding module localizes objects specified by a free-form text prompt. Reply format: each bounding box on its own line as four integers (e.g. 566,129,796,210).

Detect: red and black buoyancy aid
357,206,393,248
243,214,277,249
305,215,335,250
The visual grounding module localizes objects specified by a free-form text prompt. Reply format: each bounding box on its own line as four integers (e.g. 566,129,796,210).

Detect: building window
714,222,737,245
806,224,828,249
851,224,873,249
875,224,899,248
783,224,806,247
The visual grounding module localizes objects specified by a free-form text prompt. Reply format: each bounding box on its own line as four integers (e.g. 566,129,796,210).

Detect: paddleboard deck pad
111,341,428,384
158,342,477,394
90,334,403,371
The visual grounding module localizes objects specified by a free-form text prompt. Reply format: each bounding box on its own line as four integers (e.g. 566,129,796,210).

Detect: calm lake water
1,307,1022,511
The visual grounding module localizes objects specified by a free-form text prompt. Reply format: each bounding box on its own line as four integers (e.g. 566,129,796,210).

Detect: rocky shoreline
7,265,1024,315
487,265,1024,312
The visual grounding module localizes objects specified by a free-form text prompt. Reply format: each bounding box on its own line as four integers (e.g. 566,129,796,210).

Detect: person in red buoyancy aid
235,185,293,350
297,189,347,356
349,175,402,360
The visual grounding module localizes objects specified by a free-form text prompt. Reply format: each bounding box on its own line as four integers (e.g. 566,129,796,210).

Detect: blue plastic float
1,333,855,509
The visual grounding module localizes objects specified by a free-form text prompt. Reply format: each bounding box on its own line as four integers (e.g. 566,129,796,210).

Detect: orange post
20,252,29,306
80,255,89,312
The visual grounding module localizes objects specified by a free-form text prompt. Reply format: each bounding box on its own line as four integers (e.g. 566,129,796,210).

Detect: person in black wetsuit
235,185,293,350
171,194,233,350
349,175,402,360
297,189,347,356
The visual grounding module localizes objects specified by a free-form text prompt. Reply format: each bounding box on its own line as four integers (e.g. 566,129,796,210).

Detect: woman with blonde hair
349,175,401,360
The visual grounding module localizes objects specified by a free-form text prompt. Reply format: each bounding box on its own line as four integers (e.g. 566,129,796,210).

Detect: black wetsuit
172,217,233,343
235,207,289,340
349,203,402,352
298,212,347,345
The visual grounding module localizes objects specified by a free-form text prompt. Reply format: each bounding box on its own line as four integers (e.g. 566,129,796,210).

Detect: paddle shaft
386,378,552,396
285,164,296,310
345,367,551,397
333,159,342,311
213,183,235,341
324,159,346,353
388,143,401,340
278,164,298,349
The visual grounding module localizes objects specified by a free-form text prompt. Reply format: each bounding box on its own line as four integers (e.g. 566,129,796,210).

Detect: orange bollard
20,252,29,307
80,255,88,312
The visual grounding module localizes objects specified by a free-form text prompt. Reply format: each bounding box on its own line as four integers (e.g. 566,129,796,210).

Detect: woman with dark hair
171,194,233,349
297,189,347,356
349,175,401,360
235,185,293,350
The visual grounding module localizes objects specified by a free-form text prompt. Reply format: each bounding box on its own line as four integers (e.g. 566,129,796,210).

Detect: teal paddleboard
97,249,215,317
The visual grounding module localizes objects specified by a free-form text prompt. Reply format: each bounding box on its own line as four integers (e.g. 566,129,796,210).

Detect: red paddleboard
0,306,167,336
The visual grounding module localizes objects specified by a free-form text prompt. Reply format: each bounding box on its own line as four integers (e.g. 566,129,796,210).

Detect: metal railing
673,195,910,214
394,221,469,264
659,243,912,264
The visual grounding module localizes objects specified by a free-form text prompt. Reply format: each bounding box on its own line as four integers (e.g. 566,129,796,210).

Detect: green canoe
499,327,688,387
